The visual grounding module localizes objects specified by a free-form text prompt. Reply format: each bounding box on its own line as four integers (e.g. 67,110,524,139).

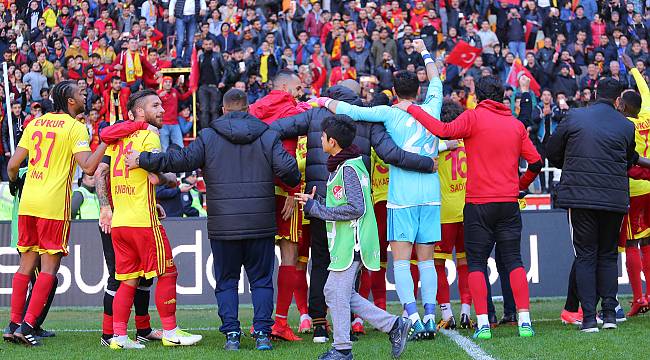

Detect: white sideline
439,329,497,360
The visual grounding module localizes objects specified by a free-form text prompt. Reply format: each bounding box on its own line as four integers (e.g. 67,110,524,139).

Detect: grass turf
1,296,648,359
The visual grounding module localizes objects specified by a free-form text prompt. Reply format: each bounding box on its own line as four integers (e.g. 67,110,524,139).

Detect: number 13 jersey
18,113,91,220
439,141,467,224
107,129,162,228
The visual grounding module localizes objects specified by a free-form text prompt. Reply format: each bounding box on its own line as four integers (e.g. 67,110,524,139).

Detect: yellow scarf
125,50,143,83
260,54,269,83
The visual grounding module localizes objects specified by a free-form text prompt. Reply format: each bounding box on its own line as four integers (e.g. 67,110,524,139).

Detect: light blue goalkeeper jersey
335,77,442,207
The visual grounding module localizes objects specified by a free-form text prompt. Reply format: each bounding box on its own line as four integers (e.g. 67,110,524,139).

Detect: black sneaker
388,317,411,358
100,334,112,347
580,321,599,333
318,348,353,360
600,311,617,330
458,314,475,330
33,327,55,339
253,331,272,351
224,331,241,351
3,322,19,343
498,313,518,326
350,332,358,342
14,323,42,346
313,324,329,343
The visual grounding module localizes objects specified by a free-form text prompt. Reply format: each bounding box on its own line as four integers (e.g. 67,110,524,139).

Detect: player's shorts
434,222,465,260
17,215,71,256
387,205,441,244
112,225,177,281
275,195,300,243
619,193,650,251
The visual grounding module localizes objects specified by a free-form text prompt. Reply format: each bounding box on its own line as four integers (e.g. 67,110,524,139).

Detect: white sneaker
162,329,202,346
137,329,163,343
109,337,145,350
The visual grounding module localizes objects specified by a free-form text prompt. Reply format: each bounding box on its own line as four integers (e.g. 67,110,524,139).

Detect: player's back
628,115,650,197
439,141,467,224
108,129,161,228
19,112,91,220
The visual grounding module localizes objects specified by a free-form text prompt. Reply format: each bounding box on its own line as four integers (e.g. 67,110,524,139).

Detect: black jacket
546,101,638,213
2,112,26,155
156,185,198,218
198,51,227,86
269,85,435,198
139,112,300,240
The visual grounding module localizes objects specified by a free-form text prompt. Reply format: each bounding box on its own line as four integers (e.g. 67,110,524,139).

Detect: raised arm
129,131,207,172
325,100,393,123
392,102,473,139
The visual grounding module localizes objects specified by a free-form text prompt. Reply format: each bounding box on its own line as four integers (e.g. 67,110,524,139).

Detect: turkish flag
446,40,482,69
189,45,199,93
506,60,541,96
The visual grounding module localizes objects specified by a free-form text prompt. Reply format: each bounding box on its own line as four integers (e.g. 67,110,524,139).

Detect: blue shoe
407,319,426,341
224,331,240,351
253,331,272,351
472,325,492,340
423,319,437,340
615,308,627,323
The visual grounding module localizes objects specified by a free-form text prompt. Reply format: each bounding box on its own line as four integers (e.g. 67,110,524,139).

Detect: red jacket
407,100,541,204
158,88,192,125
100,87,131,124
249,90,302,193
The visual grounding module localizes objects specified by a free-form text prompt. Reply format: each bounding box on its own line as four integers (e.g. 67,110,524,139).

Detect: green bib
73,186,100,219
325,157,380,271
190,188,207,217
10,167,28,248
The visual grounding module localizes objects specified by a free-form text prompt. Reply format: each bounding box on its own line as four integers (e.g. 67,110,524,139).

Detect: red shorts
619,194,650,250
374,201,389,265
298,223,311,264
17,215,71,256
434,222,465,260
112,225,176,281
275,195,300,243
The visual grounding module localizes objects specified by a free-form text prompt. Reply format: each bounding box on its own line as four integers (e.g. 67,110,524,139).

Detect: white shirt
169,0,207,17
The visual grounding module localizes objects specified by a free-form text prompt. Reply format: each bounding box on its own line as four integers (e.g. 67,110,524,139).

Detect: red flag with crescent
446,40,482,69
506,59,541,96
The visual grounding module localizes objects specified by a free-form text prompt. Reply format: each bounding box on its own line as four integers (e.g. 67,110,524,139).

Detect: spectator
198,37,226,129
22,62,48,101
100,76,131,125
580,63,601,90
2,102,26,159
506,7,527,60
329,54,356,87
158,76,192,151
348,36,373,76
71,174,99,219
305,1,324,45
169,0,207,66
371,27,397,66
570,6,591,43
477,20,498,59
216,23,238,53
552,63,578,97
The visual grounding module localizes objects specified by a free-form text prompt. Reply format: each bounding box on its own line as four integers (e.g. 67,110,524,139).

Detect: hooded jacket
270,85,435,198
546,101,638,213
138,111,300,241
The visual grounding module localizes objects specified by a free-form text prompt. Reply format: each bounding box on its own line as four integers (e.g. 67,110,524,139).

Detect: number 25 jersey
18,113,91,220
107,129,162,228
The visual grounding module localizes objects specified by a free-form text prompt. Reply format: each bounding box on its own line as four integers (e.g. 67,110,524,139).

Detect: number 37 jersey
107,129,162,228
439,141,467,223
18,113,91,220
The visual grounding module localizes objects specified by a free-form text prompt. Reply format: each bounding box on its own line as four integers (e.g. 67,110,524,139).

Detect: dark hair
596,77,625,102
127,89,158,112
441,99,465,123
370,92,391,106
321,114,356,149
273,69,299,86
621,90,642,117
393,70,419,100
51,80,77,113
475,75,504,103
222,88,248,111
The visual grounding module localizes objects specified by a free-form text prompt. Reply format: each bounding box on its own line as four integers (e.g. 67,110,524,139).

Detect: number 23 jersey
439,141,467,224
107,129,162,228
18,113,91,220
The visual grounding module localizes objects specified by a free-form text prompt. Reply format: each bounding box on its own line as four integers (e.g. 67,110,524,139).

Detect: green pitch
1,297,648,359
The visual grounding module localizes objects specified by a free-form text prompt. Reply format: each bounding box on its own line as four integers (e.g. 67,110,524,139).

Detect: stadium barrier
0,210,637,306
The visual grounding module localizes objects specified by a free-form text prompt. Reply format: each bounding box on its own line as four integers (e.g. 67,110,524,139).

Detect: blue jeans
211,238,275,335
160,124,184,152
176,15,197,64
508,41,527,60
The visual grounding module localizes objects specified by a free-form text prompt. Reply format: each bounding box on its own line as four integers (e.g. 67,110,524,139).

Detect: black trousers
486,244,517,318
198,85,222,129
308,218,330,324
211,237,275,335
464,202,524,274
568,208,623,323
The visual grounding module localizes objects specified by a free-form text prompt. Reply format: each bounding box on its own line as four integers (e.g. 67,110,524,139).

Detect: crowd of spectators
0,0,648,192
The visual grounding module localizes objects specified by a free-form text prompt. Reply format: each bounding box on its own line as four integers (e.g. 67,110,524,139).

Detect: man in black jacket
198,38,227,130
126,89,300,351
546,78,639,332
270,80,436,343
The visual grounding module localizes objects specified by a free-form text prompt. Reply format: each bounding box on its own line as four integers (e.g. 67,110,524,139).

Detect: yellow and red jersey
371,149,389,204
18,112,91,220
439,141,467,223
628,116,650,197
107,129,161,228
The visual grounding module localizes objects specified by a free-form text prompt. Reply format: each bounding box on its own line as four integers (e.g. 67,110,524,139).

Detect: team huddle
3,39,649,359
